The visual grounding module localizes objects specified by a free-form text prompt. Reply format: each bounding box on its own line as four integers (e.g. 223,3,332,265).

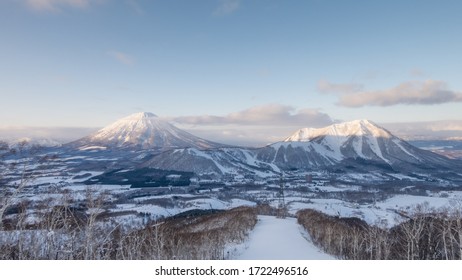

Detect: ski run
231,215,335,260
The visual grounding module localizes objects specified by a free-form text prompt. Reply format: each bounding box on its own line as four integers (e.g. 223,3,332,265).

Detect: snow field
232,215,335,260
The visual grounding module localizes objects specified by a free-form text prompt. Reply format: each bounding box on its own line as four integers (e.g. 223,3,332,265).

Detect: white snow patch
393,139,420,160
79,146,107,151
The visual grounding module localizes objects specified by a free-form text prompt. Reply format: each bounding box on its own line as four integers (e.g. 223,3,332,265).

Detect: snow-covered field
63,184,131,194
230,215,335,260
287,193,462,227
113,198,257,219
4,150,462,232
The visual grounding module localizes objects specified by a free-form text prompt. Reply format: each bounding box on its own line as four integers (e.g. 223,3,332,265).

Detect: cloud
25,0,95,12
317,80,363,94
170,104,334,127
213,0,240,16
167,104,335,146
383,120,462,141
318,79,462,107
183,127,297,147
340,80,462,107
107,51,135,66
0,126,98,143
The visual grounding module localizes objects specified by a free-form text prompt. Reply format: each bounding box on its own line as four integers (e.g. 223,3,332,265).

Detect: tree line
297,203,462,260
0,198,257,260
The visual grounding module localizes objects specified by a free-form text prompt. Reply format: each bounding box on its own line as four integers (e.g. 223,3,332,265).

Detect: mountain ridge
58,113,462,178
284,119,392,142
146,119,462,176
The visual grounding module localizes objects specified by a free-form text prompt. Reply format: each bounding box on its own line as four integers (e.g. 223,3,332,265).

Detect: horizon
1,111,462,147
1,1,462,145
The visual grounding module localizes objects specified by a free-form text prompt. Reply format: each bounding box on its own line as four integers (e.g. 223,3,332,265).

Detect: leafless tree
1,141,35,230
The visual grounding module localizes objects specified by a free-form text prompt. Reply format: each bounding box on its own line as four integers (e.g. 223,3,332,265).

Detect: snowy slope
256,119,459,171
284,120,392,142
69,112,223,150
145,147,279,176
232,215,334,260
145,119,462,176
282,120,392,162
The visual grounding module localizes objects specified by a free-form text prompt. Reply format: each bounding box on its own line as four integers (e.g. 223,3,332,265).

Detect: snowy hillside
256,119,459,172
284,119,392,142
145,119,462,177
145,147,280,177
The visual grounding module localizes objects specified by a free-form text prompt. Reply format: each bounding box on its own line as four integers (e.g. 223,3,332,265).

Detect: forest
297,204,462,260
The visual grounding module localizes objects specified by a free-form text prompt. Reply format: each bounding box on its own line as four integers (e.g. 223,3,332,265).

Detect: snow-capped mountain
147,120,449,176
256,119,457,171
67,116,460,178
69,112,224,150
284,120,391,142
147,119,461,176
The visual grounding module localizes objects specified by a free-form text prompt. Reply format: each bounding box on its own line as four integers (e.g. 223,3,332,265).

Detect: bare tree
83,186,109,259
448,199,462,260
0,141,37,230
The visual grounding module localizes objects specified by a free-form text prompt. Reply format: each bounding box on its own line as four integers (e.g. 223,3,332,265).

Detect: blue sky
1,0,462,145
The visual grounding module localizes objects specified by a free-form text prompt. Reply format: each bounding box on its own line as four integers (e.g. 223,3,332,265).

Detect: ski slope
234,215,335,260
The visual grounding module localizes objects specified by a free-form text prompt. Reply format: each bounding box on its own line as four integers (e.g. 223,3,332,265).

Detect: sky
1,0,462,145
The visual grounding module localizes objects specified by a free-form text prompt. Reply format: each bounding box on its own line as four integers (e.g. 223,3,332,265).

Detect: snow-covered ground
113,198,257,219
286,192,462,227
231,215,335,260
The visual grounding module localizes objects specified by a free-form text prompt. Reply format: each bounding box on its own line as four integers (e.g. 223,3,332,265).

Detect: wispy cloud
166,104,333,146
0,126,98,143
170,104,333,127
107,50,135,66
182,127,295,147
383,120,462,141
213,0,240,16
318,79,462,107
25,0,95,12
317,79,363,94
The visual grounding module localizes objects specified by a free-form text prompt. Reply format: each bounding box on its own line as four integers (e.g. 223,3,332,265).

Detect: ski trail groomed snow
235,215,335,260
